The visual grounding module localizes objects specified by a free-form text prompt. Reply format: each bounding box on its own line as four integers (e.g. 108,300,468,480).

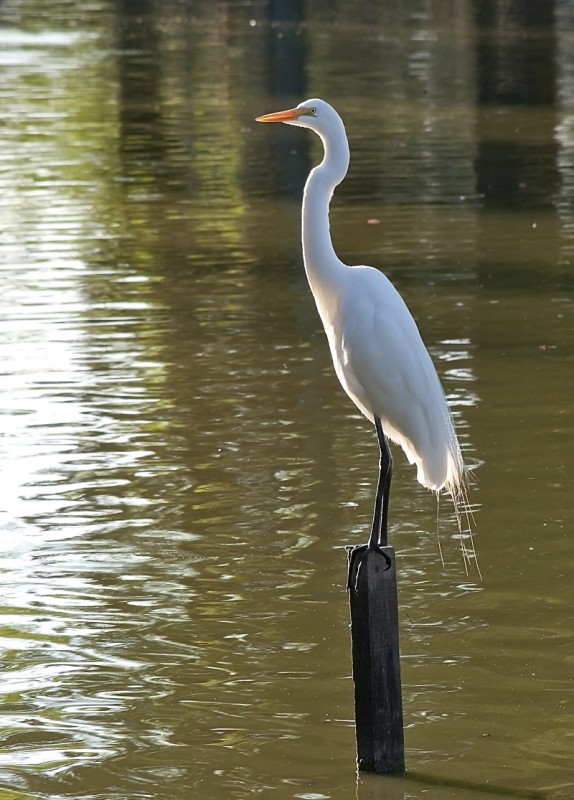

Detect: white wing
319,266,464,493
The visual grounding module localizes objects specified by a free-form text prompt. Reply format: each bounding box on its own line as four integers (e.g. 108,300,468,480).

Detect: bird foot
346,543,391,592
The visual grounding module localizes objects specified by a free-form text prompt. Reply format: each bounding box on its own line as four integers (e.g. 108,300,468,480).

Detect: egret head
256,98,343,136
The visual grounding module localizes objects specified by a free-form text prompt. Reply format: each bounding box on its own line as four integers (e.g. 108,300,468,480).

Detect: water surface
0,1,572,799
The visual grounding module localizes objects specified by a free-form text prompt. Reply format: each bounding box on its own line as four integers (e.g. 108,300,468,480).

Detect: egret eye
309,107,317,115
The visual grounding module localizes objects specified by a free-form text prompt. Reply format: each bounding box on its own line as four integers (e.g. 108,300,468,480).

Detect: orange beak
255,107,303,123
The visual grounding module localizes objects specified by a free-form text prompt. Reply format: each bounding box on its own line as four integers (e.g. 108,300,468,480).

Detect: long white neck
301,123,350,296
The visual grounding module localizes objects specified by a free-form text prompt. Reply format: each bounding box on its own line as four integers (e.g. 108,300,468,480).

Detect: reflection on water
0,1,572,799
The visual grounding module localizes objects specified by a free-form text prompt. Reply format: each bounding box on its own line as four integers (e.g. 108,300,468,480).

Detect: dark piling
347,545,405,774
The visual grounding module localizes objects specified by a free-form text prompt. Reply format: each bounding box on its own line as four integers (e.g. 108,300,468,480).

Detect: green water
0,1,572,798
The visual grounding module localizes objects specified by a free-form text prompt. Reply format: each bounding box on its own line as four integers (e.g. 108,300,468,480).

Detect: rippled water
0,1,572,799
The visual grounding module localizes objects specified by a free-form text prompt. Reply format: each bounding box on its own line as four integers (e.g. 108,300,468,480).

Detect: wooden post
347,545,405,774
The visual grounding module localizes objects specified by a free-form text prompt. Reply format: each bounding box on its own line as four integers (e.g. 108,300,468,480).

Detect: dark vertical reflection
117,0,164,163
259,0,309,195
474,0,556,105
474,0,559,212
267,0,306,97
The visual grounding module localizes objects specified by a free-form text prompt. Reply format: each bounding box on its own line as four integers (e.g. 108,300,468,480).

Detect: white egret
256,99,474,581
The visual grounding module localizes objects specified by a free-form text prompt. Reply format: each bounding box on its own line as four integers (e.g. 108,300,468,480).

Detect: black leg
369,415,393,549
347,416,393,590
